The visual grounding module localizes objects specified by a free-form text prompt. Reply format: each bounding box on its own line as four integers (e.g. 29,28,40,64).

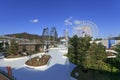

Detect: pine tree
7,40,19,55
68,35,106,70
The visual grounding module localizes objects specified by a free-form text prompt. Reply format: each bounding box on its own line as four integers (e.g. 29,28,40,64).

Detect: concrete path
0,45,76,80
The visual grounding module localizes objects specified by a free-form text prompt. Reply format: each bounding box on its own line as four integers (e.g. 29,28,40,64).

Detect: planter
25,55,51,70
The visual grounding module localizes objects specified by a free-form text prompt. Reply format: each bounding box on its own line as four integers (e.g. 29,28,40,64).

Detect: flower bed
25,55,51,67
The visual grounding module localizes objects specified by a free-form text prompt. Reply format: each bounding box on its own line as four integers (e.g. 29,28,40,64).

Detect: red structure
6,66,12,77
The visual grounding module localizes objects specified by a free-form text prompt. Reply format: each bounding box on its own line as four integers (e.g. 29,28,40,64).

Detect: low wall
4,56,27,61
4,52,45,61
70,77,77,80
49,47,59,49
62,55,68,59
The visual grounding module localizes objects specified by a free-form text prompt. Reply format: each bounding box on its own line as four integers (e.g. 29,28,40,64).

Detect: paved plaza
0,45,76,80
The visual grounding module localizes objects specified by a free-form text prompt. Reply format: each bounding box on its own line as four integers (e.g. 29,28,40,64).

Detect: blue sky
0,0,120,38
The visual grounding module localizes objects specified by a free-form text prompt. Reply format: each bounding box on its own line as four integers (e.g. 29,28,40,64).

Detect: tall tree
114,43,120,62
85,42,107,69
68,35,107,70
7,40,19,55
68,35,79,64
0,42,4,52
68,35,91,67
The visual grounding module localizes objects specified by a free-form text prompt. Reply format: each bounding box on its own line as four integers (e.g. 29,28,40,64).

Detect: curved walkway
0,45,76,80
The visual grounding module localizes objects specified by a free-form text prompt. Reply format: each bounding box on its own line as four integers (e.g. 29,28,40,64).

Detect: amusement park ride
73,20,99,39
42,27,58,41
42,20,98,42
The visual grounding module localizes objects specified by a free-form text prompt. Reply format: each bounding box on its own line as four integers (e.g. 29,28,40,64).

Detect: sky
0,0,120,39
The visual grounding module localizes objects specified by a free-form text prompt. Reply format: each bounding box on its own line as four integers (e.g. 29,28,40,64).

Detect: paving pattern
0,45,76,80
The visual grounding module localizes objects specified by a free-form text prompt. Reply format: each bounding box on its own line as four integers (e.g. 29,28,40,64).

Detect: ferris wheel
73,20,98,38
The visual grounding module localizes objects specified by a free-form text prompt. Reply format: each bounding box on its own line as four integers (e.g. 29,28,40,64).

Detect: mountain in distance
5,32,42,40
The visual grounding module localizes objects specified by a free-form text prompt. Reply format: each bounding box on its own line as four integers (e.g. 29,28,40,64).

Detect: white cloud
64,17,73,26
30,19,39,23
74,20,81,25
